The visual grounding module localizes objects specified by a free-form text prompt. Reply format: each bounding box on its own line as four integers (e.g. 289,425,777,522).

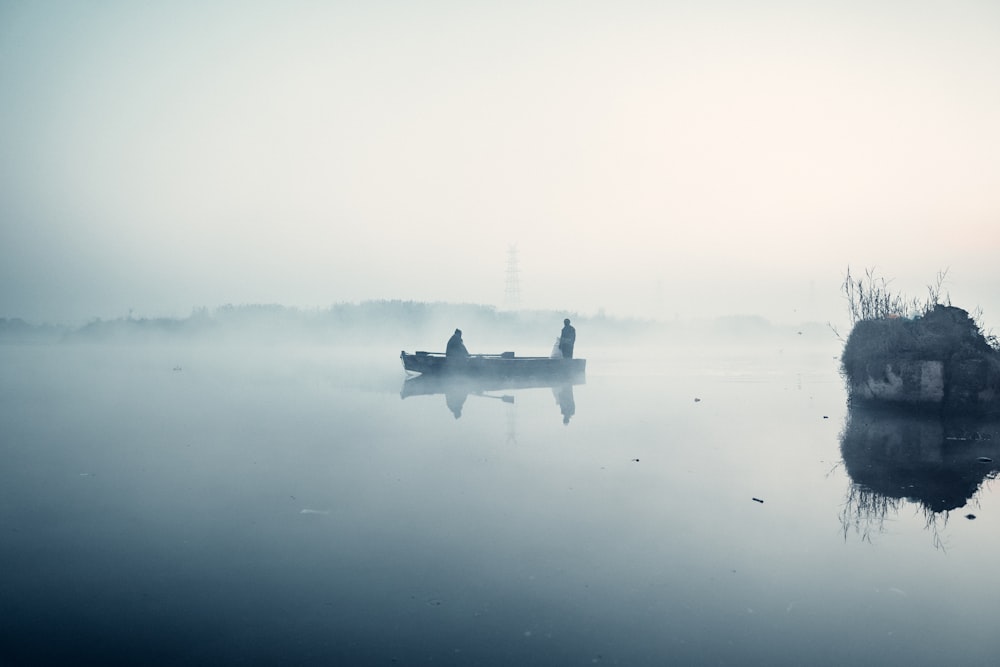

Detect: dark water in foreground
1,342,998,666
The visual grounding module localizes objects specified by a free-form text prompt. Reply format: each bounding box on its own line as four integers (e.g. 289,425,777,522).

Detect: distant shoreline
1,300,836,346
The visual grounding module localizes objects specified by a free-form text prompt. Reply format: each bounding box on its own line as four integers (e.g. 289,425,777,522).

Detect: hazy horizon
2,1,998,327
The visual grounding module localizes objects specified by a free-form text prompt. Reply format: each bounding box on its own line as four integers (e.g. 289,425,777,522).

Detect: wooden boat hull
400,350,586,380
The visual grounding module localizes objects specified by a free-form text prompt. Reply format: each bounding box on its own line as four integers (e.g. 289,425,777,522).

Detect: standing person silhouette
559,319,576,359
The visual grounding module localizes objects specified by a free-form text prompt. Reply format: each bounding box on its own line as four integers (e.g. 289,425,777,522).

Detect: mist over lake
3,323,998,666
4,1,1000,663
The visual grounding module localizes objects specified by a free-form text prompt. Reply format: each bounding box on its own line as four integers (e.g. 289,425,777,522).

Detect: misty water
2,339,999,666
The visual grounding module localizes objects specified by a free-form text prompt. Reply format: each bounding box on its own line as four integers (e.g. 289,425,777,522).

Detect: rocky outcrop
841,305,1000,414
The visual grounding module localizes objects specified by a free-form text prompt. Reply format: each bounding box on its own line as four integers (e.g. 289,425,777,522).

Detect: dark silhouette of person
446,329,469,358
559,319,576,359
446,389,468,418
556,384,576,424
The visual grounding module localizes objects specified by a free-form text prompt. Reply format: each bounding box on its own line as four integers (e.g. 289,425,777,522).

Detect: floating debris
693,397,701,402
965,514,977,520
752,497,764,504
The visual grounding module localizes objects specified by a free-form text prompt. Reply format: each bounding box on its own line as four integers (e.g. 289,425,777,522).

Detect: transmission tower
504,244,521,310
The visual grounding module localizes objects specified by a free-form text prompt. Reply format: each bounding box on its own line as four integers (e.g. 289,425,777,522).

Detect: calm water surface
1,341,998,666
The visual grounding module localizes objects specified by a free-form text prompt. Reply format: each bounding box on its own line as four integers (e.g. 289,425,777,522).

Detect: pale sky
2,0,998,327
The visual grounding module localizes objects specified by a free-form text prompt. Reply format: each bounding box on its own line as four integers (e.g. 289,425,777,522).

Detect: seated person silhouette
446,329,469,358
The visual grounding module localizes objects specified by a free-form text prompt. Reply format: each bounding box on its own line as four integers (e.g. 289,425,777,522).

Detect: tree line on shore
0,300,830,346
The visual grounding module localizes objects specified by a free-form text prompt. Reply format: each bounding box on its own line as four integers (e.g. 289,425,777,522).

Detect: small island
840,272,1000,415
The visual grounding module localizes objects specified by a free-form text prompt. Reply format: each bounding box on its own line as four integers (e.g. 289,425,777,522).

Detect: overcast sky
2,0,998,326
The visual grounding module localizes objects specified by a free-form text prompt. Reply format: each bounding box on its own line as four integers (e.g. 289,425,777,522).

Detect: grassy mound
842,305,993,382
841,305,1000,413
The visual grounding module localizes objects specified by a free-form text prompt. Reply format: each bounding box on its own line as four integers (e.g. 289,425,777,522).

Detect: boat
400,350,586,380
399,359,584,421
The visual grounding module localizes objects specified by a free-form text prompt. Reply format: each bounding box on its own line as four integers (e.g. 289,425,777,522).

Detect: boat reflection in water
401,372,584,422
839,405,1000,545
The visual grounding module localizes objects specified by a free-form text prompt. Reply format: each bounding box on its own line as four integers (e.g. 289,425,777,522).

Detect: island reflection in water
401,372,583,423
839,405,1000,544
